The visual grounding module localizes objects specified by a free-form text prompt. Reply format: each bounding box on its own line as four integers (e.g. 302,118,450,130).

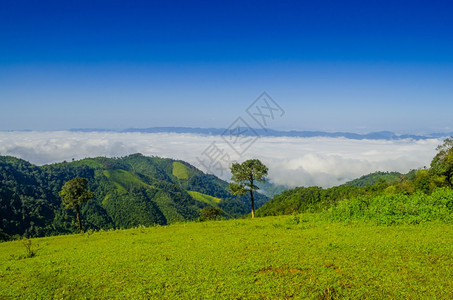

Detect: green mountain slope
343,171,402,187
0,154,268,238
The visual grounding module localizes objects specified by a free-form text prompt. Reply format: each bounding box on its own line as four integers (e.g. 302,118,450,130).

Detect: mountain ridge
66,127,453,140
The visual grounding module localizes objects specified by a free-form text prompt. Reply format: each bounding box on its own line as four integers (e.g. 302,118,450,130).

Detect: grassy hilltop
1,215,453,299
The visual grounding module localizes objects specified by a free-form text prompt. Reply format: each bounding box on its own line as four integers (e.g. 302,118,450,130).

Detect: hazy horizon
2,126,453,137
0,131,442,188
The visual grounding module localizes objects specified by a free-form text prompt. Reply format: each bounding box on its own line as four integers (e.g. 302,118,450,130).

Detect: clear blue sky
1,0,452,132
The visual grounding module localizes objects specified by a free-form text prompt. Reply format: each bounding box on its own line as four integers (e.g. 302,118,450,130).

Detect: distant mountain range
69,127,453,140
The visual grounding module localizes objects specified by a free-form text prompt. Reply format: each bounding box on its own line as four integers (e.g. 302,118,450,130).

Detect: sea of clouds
0,131,442,188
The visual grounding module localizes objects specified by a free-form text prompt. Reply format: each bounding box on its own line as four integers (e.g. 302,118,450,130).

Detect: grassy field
187,190,221,206
1,215,453,299
172,161,189,180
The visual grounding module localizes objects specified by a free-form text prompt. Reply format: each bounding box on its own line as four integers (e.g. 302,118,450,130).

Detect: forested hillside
256,183,378,217
344,171,402,187
0,154,267,239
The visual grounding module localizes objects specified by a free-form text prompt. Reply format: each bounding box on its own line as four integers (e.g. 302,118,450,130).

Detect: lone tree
59,178,94,233
229,159,268,218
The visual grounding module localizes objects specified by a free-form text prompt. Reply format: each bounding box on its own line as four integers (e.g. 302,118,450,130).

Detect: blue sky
1,0,452,132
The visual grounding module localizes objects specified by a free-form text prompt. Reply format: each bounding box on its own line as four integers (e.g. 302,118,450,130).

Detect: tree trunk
249,177,255,218
76,206,83,233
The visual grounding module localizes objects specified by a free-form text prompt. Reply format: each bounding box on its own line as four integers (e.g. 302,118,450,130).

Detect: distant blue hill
69,127,453,140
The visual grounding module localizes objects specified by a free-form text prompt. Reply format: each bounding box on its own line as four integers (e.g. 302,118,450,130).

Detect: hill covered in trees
256,170,428,217
0,154,268,239
343,171,402,187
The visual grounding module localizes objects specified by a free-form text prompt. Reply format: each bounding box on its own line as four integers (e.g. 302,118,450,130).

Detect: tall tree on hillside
430,138,453,188
229,159,268,218
59,178,94,233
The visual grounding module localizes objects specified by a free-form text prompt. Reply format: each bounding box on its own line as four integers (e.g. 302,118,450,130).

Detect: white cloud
0,131,442,188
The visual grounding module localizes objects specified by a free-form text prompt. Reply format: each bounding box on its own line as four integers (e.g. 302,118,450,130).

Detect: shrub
200,207,223,221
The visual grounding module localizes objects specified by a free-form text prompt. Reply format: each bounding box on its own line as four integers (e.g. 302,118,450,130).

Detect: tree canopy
59,177,94,233
430,138,453,188
229,159,268,218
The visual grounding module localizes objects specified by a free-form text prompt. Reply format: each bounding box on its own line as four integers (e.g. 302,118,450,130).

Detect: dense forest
0,154,268,240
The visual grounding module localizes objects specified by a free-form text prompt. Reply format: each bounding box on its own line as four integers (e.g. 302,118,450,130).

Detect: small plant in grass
85,229,95,237
21,239,37,259
288,213,300,225
138,225,147,233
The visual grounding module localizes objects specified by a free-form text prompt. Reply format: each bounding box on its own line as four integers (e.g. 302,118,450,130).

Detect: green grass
103,169,149,194
1,215,453,299
187,190,221,206
172,161,189,179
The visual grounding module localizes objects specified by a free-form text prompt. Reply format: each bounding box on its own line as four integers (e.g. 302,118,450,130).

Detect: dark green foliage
80,200,114,230
200,206,223,221
59,178,94,233
0,228,9,241
430,138,453,188
103,191,167,228
0,154,265,238
230,159,268,218
0,156,56,238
